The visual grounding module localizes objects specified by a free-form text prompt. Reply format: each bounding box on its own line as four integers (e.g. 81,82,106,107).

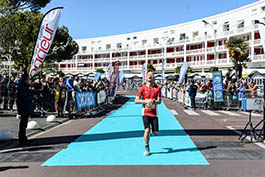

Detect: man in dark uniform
16,73,34,146
189,80,198,110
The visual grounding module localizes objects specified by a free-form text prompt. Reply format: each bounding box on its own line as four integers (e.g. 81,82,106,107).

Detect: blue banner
162,58,166,83
142,63,147,84
75,91,96,111
119,72,125,85
212,71,224,102
94,72,101,81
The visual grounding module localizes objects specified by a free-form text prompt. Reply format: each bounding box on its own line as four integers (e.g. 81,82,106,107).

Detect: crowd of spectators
0,73,110,117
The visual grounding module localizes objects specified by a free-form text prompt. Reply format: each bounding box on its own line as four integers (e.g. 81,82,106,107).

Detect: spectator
1,74,9,110
7,76,16,111
189,80,198,110
56,77,66,117
16,73,34,146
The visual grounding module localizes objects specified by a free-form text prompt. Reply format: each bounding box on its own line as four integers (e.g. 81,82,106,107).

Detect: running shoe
144,146,150,156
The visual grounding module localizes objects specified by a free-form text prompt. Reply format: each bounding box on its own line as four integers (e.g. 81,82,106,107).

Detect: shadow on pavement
0,166,29,172
25,129,239,146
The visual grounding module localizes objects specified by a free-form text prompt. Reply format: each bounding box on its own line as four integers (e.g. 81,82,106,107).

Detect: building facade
59,0,265,76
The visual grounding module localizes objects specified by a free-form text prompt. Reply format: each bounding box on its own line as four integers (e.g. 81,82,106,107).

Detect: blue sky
41,0,259,39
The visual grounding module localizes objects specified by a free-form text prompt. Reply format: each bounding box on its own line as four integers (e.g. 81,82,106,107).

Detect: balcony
129,55,146,60
186,48,205,55
148,54,163,58
112,56,128,60
253,54,265,61
254,39,261,45
129,65,142,69
94,58,110,62
217,45,227,51
77,67,93,71
166,51,184,57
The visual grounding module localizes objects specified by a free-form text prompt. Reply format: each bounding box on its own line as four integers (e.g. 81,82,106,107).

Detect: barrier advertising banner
29,7,63,78
75,91,96,111
97,90,107,104
212,71,224,102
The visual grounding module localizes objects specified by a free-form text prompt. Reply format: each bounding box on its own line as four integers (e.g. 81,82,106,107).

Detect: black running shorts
142,116,159,132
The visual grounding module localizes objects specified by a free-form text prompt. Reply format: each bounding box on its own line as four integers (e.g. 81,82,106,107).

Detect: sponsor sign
242,98,264,111
75,91,96,111
97,90,107,104
212,71,224,102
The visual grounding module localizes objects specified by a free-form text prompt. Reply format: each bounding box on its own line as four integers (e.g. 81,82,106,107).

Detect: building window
127,37,130,40
170,30,175,34
82,46,87,51
142,40,147,46
192,31,199,38
261,6,265,11
223,21,229,31
237,20,244,28
212,21,217,25
106,44,111,50
153,38,159,44
180,33,186,40
117,43,122,49
133,36,137,39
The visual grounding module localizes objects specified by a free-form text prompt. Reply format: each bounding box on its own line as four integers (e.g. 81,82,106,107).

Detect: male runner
135,71,161,156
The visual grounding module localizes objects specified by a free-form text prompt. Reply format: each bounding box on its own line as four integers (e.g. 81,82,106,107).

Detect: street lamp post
202,20,217,67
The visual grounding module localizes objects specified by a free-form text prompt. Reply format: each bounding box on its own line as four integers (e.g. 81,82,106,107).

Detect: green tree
174,66,193,75
96,68,105,74
1,0,51,14
174,66,181,74
147,63,156,72
46,26,79,63
226,37,250,79
0,11,78,72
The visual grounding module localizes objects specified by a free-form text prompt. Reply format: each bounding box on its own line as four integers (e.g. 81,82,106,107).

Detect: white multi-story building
59,0,265,76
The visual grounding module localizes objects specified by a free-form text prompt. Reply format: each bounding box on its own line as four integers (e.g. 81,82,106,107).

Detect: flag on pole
29,7,63,78
178,62,189,84
142,63,147,84
106,62,113,81
94,72,101,81
258,23,265,53
161,58,166,83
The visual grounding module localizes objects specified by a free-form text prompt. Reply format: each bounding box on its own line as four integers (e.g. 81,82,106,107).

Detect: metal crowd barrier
161,86,262,111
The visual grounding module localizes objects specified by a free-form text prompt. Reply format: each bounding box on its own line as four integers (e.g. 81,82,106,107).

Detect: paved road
0,92,265,177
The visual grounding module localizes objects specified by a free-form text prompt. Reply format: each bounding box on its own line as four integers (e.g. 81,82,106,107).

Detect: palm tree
174,66,193,75
226,37,250,79
147,64,156,72
96,68,105,74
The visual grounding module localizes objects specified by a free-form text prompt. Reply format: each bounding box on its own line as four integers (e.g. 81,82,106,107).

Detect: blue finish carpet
42,96,209,166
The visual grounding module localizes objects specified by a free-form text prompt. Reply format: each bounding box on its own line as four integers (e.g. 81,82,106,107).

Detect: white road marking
240,112,262,117
226,126,265,150
183,110,200,116
170,109,179,115
218,111,241,116
200,110,221,116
